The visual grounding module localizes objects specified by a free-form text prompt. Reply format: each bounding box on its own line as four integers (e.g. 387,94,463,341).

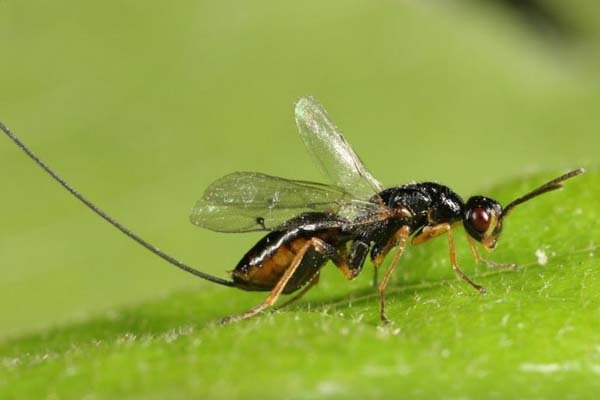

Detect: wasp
0,97,584,324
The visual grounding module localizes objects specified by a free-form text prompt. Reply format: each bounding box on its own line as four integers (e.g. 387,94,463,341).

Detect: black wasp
0,97,584,323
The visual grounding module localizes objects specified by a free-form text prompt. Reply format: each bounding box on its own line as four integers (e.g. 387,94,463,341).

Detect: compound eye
470,207,490,233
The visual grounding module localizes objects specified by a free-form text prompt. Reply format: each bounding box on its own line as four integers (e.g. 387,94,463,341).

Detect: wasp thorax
463,196,503,249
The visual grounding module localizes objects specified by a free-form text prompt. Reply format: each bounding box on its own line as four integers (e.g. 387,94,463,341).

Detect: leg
222,238,350,324
411,223,486,293
221,238,322,324
372,268,379,290
447,227,486,294
276,273,320,310
372,227,411,289
378,226,411,324
334,240,369,281
412,223,454,245
466,235,518,270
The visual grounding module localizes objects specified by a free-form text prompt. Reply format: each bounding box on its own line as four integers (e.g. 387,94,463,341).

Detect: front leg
446,226,486,294
412,223,453,245
411,223,486,294
466,235,518,270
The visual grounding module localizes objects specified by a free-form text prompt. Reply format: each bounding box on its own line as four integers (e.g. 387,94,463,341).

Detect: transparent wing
190,172,382,233
294,96,384,200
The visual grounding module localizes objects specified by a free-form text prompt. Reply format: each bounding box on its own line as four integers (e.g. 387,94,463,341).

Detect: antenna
501,168,585,217
0,121,234,287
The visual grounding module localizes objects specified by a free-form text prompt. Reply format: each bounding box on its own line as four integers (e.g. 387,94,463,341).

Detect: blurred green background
0,0,599,394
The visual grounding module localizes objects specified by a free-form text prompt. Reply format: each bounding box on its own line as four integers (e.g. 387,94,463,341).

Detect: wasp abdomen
231,227,341,293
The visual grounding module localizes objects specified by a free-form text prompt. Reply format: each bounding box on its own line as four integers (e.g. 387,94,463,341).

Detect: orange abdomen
231,229,336,293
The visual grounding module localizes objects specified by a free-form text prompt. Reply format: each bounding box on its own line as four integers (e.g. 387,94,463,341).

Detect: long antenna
0,121,235,287
502,168,585,217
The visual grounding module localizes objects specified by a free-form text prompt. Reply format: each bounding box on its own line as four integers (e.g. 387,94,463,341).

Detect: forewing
294,96,384,199
190,172,379,233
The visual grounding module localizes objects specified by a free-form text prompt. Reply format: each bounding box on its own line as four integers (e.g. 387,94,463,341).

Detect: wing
294,96,384,200
190,172,381,233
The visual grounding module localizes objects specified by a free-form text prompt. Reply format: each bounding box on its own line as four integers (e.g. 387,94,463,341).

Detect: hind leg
221,238,350,324
276,273,320,310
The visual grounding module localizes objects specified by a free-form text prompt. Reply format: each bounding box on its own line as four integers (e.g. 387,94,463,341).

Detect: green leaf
1,169,597,399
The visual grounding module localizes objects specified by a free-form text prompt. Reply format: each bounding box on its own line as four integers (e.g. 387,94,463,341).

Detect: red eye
470,207,490,232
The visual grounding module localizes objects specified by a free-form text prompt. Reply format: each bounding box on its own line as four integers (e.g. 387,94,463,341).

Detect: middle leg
372,227,413,288
377,225,411,324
